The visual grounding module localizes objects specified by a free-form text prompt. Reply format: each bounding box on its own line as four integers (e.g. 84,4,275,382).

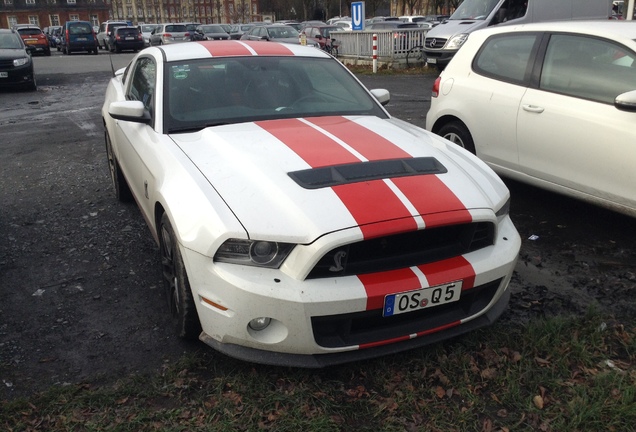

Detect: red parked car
13,25,50,56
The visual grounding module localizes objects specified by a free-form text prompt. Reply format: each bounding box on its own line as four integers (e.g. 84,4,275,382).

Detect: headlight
446,33,469,50
13,57,29,67
214,239,295,268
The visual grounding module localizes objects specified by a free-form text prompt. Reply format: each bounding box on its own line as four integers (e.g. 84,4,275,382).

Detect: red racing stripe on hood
199,40,254,56
242,40,296,55
306,116,411,160
307,117,471,226
256,118,416,238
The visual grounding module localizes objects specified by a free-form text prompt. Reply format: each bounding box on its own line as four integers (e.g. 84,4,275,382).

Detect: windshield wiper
168,122,230,134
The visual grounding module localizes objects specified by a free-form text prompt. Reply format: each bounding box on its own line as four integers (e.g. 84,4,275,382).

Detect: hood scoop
289,157,447,189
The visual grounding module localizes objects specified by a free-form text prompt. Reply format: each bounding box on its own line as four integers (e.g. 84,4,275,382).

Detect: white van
423,0,613,69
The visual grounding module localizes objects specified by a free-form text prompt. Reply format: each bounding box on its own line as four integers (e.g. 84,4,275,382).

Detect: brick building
0,0,110,29
0,0,261,29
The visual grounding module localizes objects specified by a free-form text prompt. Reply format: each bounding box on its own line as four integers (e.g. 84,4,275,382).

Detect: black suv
107,26,144,53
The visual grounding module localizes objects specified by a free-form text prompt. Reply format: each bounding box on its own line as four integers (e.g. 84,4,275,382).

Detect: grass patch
2,309,634,431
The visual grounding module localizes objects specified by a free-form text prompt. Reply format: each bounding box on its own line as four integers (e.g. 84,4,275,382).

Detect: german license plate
77,37,87,41
383,281,462,317
426,57,437,64
125,37,134,40
0,72,8,78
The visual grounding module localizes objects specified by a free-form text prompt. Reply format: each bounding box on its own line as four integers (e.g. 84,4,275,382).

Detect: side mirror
615,90,636,112
108,101,151,124
370,89,390,106
25,45,36,54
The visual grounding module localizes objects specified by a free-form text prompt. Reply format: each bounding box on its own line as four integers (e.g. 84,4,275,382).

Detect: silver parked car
149,23,190,46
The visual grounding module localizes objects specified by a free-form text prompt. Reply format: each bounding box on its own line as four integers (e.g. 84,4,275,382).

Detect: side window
473,33,537,83
127,57,156,114
540,34,636,104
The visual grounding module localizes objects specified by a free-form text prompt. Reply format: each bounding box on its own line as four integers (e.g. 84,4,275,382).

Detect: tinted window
165,25,186,32
18,28,42,36
118,28,140,36
0,33,22,49
539,34,636,104
128,57,156,115
69,23,93,34
474,34,538,83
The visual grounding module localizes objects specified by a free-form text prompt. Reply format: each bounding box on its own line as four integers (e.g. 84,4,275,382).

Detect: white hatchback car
102,40,520,367
426,21,636,218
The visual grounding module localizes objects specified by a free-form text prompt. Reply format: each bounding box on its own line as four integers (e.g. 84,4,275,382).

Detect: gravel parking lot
1,59,634,399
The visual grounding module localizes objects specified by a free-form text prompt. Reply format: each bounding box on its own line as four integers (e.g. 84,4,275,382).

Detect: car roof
473,20,636,42
152,40,331,62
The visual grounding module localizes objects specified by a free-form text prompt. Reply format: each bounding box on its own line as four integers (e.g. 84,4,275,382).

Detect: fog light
248,317,272,331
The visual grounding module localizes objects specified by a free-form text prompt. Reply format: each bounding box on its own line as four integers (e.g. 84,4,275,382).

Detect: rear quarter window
473,33,539,84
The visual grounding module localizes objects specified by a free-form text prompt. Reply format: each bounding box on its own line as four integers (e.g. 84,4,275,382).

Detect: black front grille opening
312,278,502,348
308,222,494,279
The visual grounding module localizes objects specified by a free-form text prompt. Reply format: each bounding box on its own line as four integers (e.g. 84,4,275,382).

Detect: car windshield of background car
0,34,22,49
201,25,225,33
164,56,388,133
165,25,187,33
70,23,93,35
18,28,42,36
451,0,500,20
269,27,299,38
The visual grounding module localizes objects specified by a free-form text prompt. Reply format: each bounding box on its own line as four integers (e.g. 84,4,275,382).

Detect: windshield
69,23,93,35
0,33,22,49
165,25,187,33
268,26,299,38
164,56,387,133
18,28,42,36
450,0,500,20
201,25,226,33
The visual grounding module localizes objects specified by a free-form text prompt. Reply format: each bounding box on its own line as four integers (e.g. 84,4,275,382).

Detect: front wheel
437,121,476,154
104,131,133,202
159,214,201,340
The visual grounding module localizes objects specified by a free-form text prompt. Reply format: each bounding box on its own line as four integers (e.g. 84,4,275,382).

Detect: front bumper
184,214,520,367
0,62,35,87
423,49,457,67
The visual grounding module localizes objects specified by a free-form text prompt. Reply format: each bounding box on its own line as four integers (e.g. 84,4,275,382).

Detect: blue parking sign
351,1,365,31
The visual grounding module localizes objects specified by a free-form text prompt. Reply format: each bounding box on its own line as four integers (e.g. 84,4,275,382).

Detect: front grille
307,222,494,279
424,37,447,49
0,59,15,69
312,278,502,348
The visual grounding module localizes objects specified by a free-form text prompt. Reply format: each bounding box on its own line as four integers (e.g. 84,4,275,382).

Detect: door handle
522,104,545,113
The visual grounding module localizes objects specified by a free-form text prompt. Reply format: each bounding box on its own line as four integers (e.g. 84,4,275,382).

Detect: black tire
45,48,51,57
406,45,424,68
159,213,201,340
24,76,37,92
437,121,476,154
104,131,133,202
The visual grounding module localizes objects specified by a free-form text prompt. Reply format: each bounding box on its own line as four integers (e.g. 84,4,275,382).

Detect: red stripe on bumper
358,321,461,349
359,256,476,310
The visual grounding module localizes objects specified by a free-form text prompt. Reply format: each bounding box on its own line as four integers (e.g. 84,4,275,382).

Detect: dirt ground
1,72,634,400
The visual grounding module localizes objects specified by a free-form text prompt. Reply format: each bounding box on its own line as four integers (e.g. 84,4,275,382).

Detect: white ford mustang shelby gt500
102,40,521,367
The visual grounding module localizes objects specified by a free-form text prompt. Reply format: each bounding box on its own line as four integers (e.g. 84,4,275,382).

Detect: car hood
0,48,28,59
169,116,506,243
